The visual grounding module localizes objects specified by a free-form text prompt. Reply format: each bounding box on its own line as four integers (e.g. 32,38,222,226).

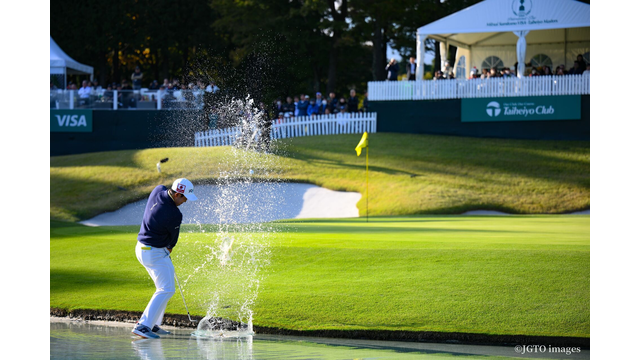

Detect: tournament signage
50,109,93,132
486,0,560,28
461,95,581,122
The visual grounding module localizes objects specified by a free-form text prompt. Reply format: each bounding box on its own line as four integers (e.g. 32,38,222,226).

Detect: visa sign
462,96,581,122
50,110,93,132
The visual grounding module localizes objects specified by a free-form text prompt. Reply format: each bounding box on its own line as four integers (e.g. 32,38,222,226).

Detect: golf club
172,260,198,323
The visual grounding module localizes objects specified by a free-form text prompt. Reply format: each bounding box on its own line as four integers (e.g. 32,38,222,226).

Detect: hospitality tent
416,0,590,79
50,36,94,82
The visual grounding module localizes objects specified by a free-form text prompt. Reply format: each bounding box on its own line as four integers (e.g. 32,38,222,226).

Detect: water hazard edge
50,307,590,349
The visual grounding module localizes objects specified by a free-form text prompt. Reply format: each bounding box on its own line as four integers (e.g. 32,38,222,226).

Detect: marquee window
530,54,553,69
481,56,504,70
456,56,466,78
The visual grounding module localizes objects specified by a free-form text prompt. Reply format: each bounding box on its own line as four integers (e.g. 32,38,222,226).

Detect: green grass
50,215,589,338
50,133,590,222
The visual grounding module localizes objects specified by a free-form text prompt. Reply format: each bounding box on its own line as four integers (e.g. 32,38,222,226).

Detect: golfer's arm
167,217,182,250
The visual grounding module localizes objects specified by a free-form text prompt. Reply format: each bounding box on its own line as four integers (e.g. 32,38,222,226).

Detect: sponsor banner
50,110,93,132
461,95,581,122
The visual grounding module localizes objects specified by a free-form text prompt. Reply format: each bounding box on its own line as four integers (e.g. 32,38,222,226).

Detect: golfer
131,178,198,339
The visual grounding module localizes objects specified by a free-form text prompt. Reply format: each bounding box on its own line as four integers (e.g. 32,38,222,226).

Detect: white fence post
367,74,590,101
194,112,377,147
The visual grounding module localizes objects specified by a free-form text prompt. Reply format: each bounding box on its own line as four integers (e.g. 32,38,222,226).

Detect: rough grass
50,216,589,338
50,133,589,222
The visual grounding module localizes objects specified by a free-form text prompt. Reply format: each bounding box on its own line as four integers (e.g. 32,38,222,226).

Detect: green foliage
50,0,483,95
50,215,590,337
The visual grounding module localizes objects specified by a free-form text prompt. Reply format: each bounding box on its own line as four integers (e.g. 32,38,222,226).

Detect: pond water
50,319,589,359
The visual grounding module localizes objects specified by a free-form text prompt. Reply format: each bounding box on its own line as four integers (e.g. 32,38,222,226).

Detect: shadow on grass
274,134,590,188
51,269,134,292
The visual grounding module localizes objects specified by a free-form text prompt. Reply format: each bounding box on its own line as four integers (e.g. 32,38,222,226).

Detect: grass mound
50,133,589,222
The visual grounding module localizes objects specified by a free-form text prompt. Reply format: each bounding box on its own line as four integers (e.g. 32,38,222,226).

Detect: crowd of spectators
266,89,369,122
382,54,590,81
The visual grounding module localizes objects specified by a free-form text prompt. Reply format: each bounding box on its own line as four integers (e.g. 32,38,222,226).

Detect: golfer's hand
167,248,173,253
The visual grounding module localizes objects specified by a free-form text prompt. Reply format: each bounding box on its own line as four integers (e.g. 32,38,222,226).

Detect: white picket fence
368,74,590,101
194,112,377,147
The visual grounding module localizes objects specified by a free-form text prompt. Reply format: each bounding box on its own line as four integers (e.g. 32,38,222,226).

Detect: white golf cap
171,178,198,201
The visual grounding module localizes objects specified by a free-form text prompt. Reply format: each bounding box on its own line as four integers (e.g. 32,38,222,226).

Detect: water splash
186,95,285,338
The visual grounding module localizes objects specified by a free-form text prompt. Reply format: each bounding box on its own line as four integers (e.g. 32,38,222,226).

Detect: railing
49,89,206,110
195,112,377,147
368,74,590,101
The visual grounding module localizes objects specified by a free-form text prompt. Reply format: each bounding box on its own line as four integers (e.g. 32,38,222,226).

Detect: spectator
121,80,133,90
103,84,114,101
272,99,284,117
347,89,358,113
542,66,552,76
503,68,515,77
386,58,399,81
205,81,220,93
583,64,590,76
324,107,332,115
163,79,171,89
336,105,348,126
131,66,143,90
434,70,445,80
443,61,454,79
307,98,319,116
282,96,295,116
529,68,539,76
297,95,309,116
469,67,478,79
489,67,500,78
315,92,323,105
555,66,565,75
567,61,583,75
78,80,92,99
406,57,417,81
362,91,369,112
480,68,489,79
337,97,347,113
149,80,159,90
92,80,102,92
328,92,338,112
317,98,329,115
293,96,300,116
576,54,587,73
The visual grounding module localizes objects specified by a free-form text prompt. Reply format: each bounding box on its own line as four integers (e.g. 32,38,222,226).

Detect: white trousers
135,241,176,328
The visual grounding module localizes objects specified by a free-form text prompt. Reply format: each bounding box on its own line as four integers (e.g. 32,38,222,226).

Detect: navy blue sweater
138,185,183,249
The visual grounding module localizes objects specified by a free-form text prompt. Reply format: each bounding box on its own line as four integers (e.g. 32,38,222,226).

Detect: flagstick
366,146,369,223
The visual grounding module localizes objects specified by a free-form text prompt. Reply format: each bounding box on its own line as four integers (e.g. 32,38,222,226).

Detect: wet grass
50,215,589,338
50,133,589,222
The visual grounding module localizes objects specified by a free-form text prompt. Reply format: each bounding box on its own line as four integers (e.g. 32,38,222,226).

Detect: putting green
50,215,589,338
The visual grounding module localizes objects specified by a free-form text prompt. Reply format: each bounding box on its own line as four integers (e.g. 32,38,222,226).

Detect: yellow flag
355,132,368,156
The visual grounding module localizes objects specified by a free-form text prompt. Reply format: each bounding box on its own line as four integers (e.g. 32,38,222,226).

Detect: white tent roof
50,37,93,76
415,0,589,79
418,0,589,48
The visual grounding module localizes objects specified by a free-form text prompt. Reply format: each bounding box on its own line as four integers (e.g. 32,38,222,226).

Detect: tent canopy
416,0,590,79
50,37,93,76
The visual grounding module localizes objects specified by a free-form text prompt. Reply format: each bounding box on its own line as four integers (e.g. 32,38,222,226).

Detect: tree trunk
372,21,387,81
161,46,169,82
99,52,107,86
327,31,339,93
112,45,120,84
153,47,159,83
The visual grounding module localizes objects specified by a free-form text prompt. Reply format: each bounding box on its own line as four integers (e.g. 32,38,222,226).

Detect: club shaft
172,262,196,322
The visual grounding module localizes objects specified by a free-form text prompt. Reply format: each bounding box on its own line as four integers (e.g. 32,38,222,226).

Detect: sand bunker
80,183,361,226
